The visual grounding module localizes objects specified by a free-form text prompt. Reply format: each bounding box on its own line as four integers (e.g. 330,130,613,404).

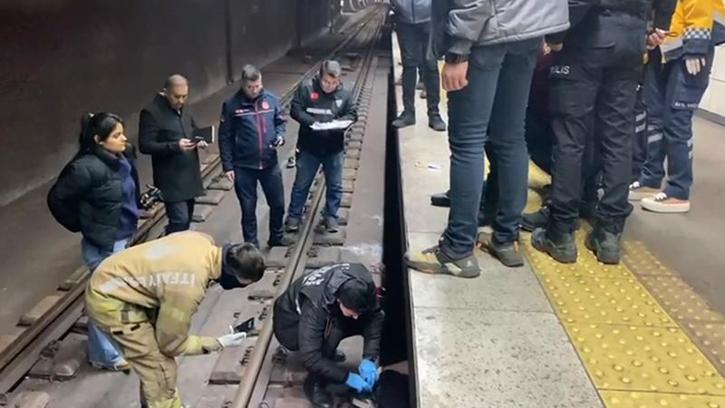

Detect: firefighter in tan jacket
85,231,265,408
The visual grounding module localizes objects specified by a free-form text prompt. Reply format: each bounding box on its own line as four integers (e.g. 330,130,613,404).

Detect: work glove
358,359,379,388
217,332,246,348
345,372,372,393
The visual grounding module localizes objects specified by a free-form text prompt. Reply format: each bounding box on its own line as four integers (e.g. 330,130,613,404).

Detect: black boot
586,219,623,265
428,112,447,132
392,111,416,128
304,375,333,408
531,226,577,264
522,205,550,232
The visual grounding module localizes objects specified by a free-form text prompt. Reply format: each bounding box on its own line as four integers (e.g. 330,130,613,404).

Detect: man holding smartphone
139,74,206,235
219,65,290,248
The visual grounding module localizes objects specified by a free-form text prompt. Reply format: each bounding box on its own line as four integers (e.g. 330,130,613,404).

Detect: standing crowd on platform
404,0,725,278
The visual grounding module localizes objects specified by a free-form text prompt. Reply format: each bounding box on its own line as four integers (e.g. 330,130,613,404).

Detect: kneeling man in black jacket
273,263,384,407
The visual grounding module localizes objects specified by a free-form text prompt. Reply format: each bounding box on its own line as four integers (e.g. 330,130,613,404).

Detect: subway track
0,5,389,406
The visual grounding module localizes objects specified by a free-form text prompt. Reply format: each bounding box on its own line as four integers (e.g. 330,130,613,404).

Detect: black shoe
585,223,622,265
531,227,577,264
333,349,346,362
430,191,450,207
268,235,294,247
286,155,296,169
481,237,525,268
392,111,416,128
304,376,333,408
428,113,447,132
522,206,550,232
420,88,427,99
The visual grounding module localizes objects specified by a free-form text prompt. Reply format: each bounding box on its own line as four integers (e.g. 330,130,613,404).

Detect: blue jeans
639,49,713,200
441,38,539,258
233,165,286,246
287,150,344,221
81,238,128,368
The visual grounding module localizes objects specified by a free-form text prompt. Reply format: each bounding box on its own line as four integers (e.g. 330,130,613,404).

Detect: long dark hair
76,112,124,156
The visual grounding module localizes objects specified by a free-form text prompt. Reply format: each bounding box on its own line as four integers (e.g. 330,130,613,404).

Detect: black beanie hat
337,278,374,314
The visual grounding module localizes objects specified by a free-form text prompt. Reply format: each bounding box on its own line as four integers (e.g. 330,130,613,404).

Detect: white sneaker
641,192,691,213
629,181,662,201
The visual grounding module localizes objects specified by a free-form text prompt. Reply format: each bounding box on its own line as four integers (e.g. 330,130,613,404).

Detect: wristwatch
445,53,469,64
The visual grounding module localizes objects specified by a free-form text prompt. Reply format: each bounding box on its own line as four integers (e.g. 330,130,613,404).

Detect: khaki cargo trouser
104,321,182,408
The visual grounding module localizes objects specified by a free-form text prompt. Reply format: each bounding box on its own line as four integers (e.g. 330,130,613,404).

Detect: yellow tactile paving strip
523,164,725,407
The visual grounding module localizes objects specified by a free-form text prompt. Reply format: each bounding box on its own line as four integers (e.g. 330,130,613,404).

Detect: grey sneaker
268,235,294,247
521,206,550,232
285,217,301,232
392,111,416,128
324,217,339,233
531,227,577,264
405,245,480,278
428,113,447,132
481,237,524,268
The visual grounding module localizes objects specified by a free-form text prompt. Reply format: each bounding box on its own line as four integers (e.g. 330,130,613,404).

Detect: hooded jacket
85,231,224,357
219,89,286,171
47,145,140,251
391,0,432,24
290,76,357,157
430,0,570,59
138,94,204,203
274,263,384,383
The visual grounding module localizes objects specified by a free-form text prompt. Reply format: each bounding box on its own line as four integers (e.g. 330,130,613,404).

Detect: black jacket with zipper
274,263,384,383
290,77,357,157
47,145,140,252
138,94,204,203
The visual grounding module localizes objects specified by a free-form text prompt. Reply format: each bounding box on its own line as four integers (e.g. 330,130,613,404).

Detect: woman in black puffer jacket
48,112,140,371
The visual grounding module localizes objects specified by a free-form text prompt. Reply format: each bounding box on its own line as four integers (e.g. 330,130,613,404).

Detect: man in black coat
532,0,676,265
139,75,205,235
273,263,384,408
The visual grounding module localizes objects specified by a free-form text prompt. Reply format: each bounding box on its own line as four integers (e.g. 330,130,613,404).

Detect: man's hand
225,170,235,182
442,61,469,92
178,138,196,151
196,140,209,149
547,42,563,53
685,57,707,76
647,28,668,50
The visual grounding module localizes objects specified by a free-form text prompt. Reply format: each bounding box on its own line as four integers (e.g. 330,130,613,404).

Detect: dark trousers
233,165,285,246
548,45,641,232
631,85,648,183
638,48,713,200
164,199,194,235
441,38,539,258
396,21,441,115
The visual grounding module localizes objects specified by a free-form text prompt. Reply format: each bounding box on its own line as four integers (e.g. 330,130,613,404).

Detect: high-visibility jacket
661,0,725,61
85,231,223,357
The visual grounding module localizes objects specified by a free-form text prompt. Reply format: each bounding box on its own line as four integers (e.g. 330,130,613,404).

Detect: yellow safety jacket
85,231,223,356
660,0,725,62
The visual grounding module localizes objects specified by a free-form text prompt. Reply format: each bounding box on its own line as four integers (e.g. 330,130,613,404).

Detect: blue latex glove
345,372,372,393
358,359,379,388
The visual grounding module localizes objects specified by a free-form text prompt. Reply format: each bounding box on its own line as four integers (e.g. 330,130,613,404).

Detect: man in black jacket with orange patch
285,60,357,234
274,263,384,408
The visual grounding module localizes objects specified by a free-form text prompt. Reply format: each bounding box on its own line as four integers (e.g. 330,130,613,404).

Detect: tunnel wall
0,0,338,206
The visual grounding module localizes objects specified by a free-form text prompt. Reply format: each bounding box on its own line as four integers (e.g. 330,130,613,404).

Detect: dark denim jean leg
234,168,260,246
259,165,286,241
321,151,344,219
287,151,322,220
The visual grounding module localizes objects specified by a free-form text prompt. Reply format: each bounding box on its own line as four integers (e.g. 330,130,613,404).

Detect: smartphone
193,125,215,144
233,317,255,334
